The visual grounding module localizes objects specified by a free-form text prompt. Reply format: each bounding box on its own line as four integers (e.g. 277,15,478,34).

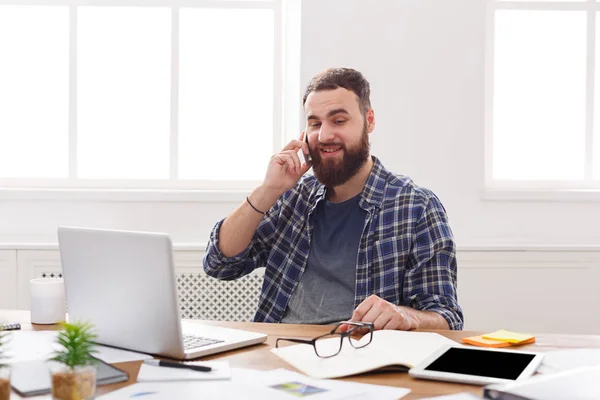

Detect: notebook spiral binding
0,322,21,331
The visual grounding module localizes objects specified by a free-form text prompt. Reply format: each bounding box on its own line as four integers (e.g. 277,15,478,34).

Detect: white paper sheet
10,393,51,400
536,364,559,375
421,394,482,400
100,368,410,400
253,368,411,400
95,346,153,364
4,331,57,363
540,348,600,373
4,330,152,364
137,361,230,382
93,381,276,400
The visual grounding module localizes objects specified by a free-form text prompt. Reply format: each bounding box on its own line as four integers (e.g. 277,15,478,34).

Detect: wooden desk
3,310,600,399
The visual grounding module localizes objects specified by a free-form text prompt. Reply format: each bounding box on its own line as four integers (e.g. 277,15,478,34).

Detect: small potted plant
48,321,98,400
0,330,10,400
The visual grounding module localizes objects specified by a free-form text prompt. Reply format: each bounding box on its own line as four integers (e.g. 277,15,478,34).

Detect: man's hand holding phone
261,132,311,197
247,132,311,217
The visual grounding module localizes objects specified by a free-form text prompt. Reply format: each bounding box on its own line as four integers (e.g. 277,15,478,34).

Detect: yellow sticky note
463,335,512,348
482,329,534,344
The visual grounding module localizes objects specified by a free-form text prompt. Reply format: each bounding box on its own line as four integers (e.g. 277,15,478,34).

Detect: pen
143,359,212,372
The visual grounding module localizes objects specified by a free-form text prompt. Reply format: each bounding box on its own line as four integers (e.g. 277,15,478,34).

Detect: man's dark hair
302,68,371,114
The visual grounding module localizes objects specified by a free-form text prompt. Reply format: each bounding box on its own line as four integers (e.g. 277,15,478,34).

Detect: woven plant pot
0,366,11,400
50,365,96,400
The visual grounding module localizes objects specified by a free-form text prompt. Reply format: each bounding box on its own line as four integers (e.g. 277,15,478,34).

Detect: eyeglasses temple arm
275,337,314,348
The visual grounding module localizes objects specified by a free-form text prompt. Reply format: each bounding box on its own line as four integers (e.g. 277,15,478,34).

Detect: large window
487,0,600,191
0,0,297,191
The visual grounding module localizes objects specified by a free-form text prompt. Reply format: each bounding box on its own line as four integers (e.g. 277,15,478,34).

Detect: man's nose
318,123,336,143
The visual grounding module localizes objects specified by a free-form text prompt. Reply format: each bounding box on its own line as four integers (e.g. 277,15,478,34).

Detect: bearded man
204,68,463,331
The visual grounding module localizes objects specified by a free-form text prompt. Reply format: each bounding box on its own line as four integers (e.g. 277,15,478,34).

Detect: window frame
485,0,600,201
0,0,300,200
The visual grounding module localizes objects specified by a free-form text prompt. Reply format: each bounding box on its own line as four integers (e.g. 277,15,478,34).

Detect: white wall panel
458,251,600,334
0,250,17,309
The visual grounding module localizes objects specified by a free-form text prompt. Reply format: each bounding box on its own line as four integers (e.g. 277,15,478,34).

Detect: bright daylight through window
489,0,600,189
0,1,287,190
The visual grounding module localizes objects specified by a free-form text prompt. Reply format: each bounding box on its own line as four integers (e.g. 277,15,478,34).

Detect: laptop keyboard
183,334,225,350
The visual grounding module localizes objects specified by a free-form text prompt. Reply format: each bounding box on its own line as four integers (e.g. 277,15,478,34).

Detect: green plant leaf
0,330,10,368
49,321,99,369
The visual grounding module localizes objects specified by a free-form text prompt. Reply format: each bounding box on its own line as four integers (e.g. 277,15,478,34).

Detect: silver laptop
57,226,267,360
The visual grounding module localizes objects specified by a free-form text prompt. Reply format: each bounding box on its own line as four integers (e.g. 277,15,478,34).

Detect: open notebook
271,330,456,379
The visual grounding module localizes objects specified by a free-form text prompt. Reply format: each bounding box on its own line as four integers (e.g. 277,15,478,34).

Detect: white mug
30,278,66,324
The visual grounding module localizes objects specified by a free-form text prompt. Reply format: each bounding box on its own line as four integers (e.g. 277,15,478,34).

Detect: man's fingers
339,299,371,333
382,318,402,331
347,296,412,332
338,322,350,333
272,153,294,174
351,298,375,322
274,151,302,174
282,139,308,154
272,153,291,167
352,326,373,336
338,322,370,335
359,305,381,326
281,150,301,173
372,312,394,331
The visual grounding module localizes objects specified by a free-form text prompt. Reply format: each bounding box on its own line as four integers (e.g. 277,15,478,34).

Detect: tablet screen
424,347,536,380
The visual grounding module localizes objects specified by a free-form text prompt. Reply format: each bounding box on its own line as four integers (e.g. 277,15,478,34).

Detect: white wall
301,0,600,248
0,198,234,244
4,0,599,247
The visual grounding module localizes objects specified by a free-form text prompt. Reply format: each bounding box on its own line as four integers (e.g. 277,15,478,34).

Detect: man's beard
311,126,370,188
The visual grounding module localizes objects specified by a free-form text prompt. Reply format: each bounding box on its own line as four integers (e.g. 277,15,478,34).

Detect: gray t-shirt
281,194,367,324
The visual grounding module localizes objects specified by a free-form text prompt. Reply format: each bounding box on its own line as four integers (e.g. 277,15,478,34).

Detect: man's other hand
339,295,418,333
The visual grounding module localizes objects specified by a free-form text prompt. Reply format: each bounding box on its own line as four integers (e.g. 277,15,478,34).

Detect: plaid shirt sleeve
203,197,283,281
403,190,464,330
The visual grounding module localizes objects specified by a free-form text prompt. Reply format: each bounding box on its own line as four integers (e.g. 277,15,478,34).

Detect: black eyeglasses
275,321,374,358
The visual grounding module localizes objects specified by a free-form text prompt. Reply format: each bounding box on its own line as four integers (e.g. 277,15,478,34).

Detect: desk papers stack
483,365,600,400
98,368,410,400
537,348,600,374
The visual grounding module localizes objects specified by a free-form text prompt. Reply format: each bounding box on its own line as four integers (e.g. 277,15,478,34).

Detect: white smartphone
305,132,312,163
409,345,544,386
297,133,312,165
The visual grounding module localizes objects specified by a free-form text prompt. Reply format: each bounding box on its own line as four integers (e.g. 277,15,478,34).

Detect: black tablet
409,345,544,386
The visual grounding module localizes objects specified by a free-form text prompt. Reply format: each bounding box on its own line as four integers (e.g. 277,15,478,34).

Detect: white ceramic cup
30,278,66,324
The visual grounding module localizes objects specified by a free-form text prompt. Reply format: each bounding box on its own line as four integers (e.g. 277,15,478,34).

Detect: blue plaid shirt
204,157,464,330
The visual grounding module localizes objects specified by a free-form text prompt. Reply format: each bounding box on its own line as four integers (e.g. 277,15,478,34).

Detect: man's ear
366,108,376,133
